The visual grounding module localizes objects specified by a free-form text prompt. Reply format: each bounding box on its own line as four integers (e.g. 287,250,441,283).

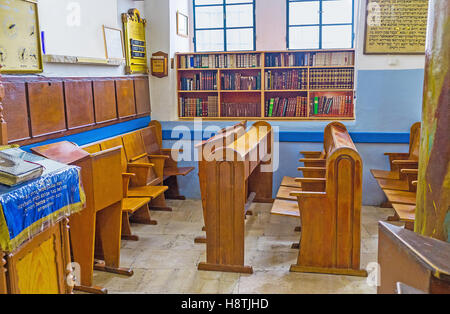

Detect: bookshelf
176,49,355,120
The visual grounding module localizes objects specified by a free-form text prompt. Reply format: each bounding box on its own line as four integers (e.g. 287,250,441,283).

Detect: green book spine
314,97,319,115
268,98,274,117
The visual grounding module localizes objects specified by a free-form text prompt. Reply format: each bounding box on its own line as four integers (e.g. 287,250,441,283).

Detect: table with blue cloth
0,148,85,253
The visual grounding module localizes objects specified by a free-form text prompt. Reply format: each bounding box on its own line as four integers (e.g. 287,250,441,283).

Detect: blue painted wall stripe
162,130,410,144
22,117,151,152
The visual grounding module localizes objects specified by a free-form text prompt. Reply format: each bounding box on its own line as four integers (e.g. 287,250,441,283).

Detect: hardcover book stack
179,53,260,69
310,51,354,66
180,72,217,90
310,95,354,117
265,96,308,118
309,69,354,90
180,96,219,118
265,69,308,90
221,72,261,90
221,103,260,118
265,52,310,67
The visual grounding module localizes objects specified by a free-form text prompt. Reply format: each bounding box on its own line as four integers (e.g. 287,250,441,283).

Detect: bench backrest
409,122,421,161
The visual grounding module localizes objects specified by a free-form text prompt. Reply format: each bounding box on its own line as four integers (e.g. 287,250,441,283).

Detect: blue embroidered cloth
0,148,85,252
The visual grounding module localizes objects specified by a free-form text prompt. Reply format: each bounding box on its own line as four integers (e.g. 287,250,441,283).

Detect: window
287,0,355,49
193,0,255,52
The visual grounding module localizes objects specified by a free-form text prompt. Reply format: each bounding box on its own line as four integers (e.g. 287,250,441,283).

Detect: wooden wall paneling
134,77,151,115
1,80,30,142
64,80,95,130
28,80,67,137
115,79,136,119
93,79,118,124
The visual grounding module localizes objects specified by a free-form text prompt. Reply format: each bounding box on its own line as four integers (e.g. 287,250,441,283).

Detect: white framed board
103,26,125,61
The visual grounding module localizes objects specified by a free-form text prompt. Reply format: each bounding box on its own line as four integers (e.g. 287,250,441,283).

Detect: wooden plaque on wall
364,0,429,55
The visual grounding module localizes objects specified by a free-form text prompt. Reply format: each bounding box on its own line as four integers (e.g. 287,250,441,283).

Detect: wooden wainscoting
1,76,151,146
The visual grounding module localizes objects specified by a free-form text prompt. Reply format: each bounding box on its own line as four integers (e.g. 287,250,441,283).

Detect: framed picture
103,25,125,61
177,11,189,38
0,0,43,73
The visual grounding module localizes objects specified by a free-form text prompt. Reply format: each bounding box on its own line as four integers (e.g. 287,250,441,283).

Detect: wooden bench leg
387,212,400,222
404,221,415,231
194,237,207,244
149,193,173,212
381,201,393,208
130,204,157,225
294,226,302,232
121,212,139,241
164,176,186,200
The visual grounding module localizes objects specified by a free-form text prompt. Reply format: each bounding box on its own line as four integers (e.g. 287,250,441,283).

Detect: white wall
39,0,144,77
146,0,190,121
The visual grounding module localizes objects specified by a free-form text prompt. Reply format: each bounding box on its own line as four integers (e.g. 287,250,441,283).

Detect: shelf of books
177,49,355,120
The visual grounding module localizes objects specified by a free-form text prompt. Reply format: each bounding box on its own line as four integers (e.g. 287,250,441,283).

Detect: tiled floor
92,199,398,294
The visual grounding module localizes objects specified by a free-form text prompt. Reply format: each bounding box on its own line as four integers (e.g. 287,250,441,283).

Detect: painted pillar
415,0,450,242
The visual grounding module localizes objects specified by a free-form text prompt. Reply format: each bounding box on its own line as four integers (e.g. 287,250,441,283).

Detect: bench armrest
299,158,326,168
385,153,410,158
301,151,323,158
160,149,180,168
297,178,326,192
401,169,419,175
290,191,327,199
122,173,136,197
392,160,419,167
298,167,326,178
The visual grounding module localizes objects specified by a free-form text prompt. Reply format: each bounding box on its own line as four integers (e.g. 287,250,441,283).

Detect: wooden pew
31,142,133,294
371,122,421,180
378,222,450,294
198,122,273,274
289,123,367,277
122,131,172,212
83,143,157,241
147,120,194,200
194,122,248,244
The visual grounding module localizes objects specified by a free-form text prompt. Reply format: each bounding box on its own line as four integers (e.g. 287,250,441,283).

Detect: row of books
265,97,308,118
221,103,261,118
310,96,354,117
265,52,310,67
180,72,217,91
309,69,354,90
265,70,308,90
311,52,354,67
264,51,354,67
221,72,261,90
179,96,219,117
179,54,260,69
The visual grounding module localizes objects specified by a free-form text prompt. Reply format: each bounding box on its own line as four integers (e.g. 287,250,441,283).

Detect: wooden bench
32,142,133,294
371,122,421,181
195,122,248,244
378,222,450,294
272,122,350,217
288,123,367,277
83,131,170,240
198,121,273,274
147,121,195,200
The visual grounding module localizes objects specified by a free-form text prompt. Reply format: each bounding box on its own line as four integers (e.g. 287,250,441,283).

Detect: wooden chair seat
384,190,417,205
164,167,194,178
277,186,302,201
122,198,151,214
371,169,399,180
392,204,416,223
376,178,410,191
128,185,169,199
271,199,300,218
281,177,302,189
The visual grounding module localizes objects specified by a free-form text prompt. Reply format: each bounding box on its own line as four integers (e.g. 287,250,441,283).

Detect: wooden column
0,70,7,145
415,0,450,242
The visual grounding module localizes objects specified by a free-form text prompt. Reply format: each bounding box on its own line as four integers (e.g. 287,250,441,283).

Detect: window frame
193,0,256,52
286,0,355,50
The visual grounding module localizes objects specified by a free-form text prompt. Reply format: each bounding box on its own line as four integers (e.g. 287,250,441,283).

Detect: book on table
0,149,44,187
